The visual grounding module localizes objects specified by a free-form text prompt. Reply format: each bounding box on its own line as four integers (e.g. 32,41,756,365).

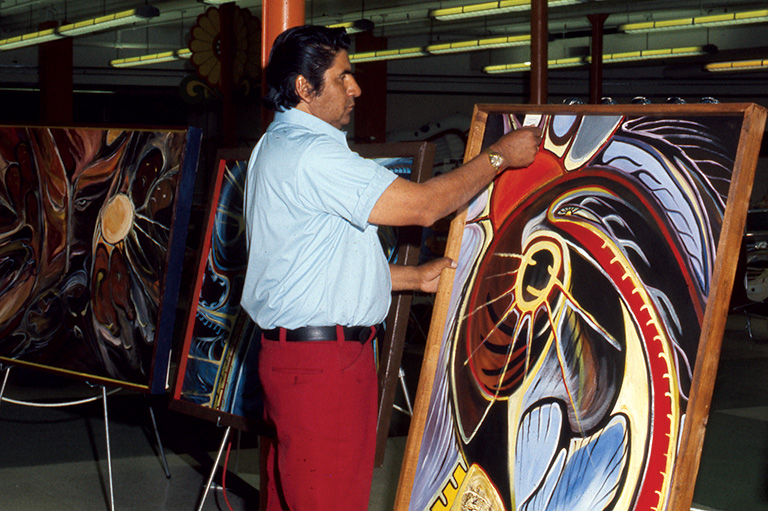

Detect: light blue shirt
240,108,398,330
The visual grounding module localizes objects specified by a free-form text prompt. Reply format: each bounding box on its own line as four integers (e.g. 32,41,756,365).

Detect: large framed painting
395,103,766,511
0,125,202,393
170,142,435,437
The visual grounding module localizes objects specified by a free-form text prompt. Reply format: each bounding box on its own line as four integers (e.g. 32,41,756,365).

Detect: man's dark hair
263,25,351,112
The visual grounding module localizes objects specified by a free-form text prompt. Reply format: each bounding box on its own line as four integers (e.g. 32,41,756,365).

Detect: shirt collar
273,108,349,146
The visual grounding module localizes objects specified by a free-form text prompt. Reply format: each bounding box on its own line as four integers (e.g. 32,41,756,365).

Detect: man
241,25,541,511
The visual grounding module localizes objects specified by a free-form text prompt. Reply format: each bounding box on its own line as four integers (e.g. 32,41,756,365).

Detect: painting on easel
170,149,265,431
395,104,766,511
0,126,201,393
170,142,435,439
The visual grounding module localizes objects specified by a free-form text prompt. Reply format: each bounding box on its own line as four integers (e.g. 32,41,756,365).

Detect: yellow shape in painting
514,238,562,313
430,463,468,511
106,129,123,145
450,464,505,511
101,193,134,245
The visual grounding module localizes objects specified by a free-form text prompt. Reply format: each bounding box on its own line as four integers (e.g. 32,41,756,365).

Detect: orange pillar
38,21,73,124
589,14,608,104
530,0,548,104
261,0,305,130
261,0,305,69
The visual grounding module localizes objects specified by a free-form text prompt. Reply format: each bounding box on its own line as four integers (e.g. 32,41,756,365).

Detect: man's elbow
411,206,444,228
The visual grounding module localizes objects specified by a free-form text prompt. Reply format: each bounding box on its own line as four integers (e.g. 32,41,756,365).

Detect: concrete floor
1,316,767,511
0,367,407,511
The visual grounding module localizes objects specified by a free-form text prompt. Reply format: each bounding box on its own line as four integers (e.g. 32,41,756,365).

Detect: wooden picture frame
170,142,435,439
395,103,766,511
0,125,202,393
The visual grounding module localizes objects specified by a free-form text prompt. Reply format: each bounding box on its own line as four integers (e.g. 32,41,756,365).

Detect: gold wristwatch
486,148,504,171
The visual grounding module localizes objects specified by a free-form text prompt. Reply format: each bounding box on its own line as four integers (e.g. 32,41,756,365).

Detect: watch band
486,148,505,172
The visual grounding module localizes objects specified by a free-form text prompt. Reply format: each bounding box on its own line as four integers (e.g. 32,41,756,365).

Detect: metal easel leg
102,386,116,511
745,311,755,341
196,425,232,511
393,366,413,416
0,365,11,408
147,404,171,479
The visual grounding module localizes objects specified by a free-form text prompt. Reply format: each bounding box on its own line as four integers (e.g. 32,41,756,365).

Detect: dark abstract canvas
0,126,200,392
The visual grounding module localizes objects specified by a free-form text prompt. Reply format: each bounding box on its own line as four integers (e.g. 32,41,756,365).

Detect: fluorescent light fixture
620,9,768,33
326,19,374,35
427,34,530,54
110,48,189,68
0,86,116,93
484,46,711,73
58,6,159,37
594,46,710,63
431,0,579,21
705,59,768,72
0,6,159,51
349,47,427,63
0,28,63,50
348,34,530,62
111,51,175,68
484,56,584,73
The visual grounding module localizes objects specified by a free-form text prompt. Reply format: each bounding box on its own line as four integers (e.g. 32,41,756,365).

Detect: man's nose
348,77,362,97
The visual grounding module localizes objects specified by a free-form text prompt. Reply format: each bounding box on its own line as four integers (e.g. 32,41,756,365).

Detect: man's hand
416,257,457,293
488,126,542,173
390,257,457,293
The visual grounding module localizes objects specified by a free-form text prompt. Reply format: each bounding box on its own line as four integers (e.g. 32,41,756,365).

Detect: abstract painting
170,142,434,436
395,104,766,511
0,125,201,392
170,149,265,431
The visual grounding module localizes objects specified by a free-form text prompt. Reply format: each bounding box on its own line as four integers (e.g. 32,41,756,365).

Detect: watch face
489,151,503,170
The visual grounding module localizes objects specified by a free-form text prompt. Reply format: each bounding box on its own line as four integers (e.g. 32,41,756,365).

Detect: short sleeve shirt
240,108,398,329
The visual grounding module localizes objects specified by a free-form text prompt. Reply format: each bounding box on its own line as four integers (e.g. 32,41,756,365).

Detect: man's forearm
390,264,420,291
389,258,456,294
369,127,541,228
370,150,497,228
415,151,497,226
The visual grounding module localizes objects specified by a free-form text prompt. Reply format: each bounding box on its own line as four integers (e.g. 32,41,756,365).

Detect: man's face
303,50,361,129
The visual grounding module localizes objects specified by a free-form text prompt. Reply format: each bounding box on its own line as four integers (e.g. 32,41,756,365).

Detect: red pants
258,328,378,511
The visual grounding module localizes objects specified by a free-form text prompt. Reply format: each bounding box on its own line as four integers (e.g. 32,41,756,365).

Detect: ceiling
0,0,765,37
0,0,767,105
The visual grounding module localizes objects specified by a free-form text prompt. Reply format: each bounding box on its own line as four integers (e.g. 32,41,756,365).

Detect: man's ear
295,75,314,103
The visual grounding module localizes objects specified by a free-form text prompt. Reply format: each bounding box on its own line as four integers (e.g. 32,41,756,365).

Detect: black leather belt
261,325,376,343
